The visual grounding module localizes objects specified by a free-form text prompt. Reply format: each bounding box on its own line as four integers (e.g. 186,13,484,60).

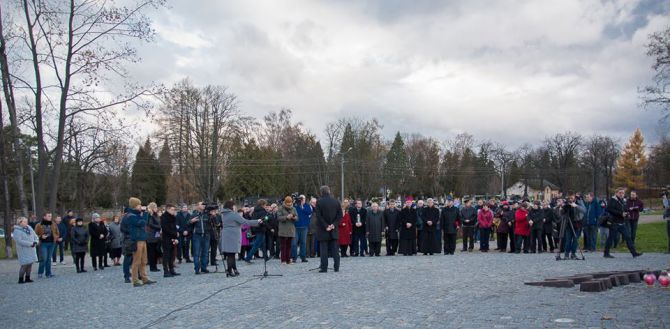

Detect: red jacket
514,208,530,236
477,209,493,229
338,212,352,245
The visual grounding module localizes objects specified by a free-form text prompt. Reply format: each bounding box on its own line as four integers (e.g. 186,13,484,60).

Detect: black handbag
597,213,612,228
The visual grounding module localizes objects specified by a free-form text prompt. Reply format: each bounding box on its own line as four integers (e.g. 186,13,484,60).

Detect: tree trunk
0,99,14,258
0,5,29,217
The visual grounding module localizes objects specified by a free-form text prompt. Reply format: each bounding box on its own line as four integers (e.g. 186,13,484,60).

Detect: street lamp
340,147,352,201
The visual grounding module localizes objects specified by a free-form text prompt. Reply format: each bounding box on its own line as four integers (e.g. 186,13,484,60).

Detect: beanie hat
129,197,142,209
91,213,101,221
75,217,84,222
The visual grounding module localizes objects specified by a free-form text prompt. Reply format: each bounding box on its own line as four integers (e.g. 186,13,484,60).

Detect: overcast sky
128,0,670,147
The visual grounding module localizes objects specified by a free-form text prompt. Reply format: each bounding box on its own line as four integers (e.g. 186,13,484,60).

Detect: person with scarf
13,217,39,283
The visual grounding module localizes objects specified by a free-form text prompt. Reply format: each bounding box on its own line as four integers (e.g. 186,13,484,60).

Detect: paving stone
580,281,604,292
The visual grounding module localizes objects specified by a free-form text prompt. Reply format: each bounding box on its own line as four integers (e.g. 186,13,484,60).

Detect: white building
506,179,559,202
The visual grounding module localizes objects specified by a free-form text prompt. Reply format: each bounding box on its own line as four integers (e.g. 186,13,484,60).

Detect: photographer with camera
559,193,586,260
604,188,642,258
244,199,271,264
189,202,214,274
626,191,644,243
160,204,180,278
663,187,669,253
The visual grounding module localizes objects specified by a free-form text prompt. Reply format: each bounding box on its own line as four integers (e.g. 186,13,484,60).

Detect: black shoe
301,259,308,263
163,273,173,278
334,269,339,272
225,271,233,277
244,260,253,264
18,277,24,284
233,270,240,276
125,278,131,283
201,269,210,274
318,269,327,273
99,266,104,270
186,260,193,263
604,254,614,258
24,276,33,283
195,271,200,275
93,267,97,271
149,268,160,272
170,271,181,276
633,252,643,258
461,249,467,252
144,279,157,285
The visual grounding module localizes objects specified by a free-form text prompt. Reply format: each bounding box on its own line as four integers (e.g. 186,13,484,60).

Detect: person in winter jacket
349,199,368,257
277,196,298,264
240,222,251,261
292,195,312,262
541,202,557,252
88,213,108,271
161,205,180,277
420,199,440,255
582,193,602,252
13,217,39,283
399,198,417,256
477,204,494,252
604,188,642,258
339,200,353,256
383,199,401,256
626,191,644,243
146,203,162,272
51,215,67,265
176,204,192,264
245,199,271,263
126,197,156,287
495,202,511,252
35,212,59,278
514,202,531,253
108,215,123,266
71,218,89,273
366,203,385,256
441,197,460,255
528,202,544,253
460,199,477,252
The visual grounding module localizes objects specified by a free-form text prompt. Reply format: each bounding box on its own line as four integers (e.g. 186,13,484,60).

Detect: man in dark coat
366,203,385,256
314,186,343,272
441,197,460,255
460,199,477,252
399,198,417,256
161,205,180,277
383,200,400,255
176,205,192,263
421,198,440,255
349,200,367,257
604,188,642,258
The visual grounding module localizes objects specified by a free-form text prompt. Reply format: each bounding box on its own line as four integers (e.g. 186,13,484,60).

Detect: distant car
0,228,4,239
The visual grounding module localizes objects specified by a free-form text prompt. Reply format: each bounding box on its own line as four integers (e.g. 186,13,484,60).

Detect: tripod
555,211,585,261
253,252,282,280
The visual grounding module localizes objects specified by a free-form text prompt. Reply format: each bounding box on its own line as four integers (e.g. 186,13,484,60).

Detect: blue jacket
57,221,68,240
125,207,148,241
294,203,313,228
583,199,602,226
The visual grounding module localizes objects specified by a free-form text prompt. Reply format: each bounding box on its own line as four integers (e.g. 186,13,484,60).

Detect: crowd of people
12,185,669,286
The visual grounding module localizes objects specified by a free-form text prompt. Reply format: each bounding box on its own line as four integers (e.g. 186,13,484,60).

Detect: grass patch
614,221,668,253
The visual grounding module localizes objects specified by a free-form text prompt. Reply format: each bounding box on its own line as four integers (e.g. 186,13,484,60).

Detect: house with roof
505,179,559,202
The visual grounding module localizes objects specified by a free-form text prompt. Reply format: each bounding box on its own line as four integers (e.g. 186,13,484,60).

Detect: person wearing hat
441,197,460,255
71,217,89,273
126,197,156,287
398,197,417,256
277,196,299,264
88,212,108,271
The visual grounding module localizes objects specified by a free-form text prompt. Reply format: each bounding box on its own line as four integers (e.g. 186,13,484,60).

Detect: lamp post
340,147,352,201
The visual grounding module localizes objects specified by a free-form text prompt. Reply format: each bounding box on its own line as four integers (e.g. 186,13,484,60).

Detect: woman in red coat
514,202,531,254
338,200,353,257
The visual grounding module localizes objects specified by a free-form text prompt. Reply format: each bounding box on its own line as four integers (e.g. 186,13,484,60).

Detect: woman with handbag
108,215,123,266
220,200,262,277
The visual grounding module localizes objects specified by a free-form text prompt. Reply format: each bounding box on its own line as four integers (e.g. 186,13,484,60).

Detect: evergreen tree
384,132,409,197
614,128,647,190
156,138,171,204
130,138,164,204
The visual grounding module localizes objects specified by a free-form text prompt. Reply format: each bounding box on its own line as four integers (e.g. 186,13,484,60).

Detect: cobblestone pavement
0,251,668,329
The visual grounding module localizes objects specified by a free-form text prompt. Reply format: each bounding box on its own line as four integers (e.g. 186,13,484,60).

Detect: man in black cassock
399,198,417,256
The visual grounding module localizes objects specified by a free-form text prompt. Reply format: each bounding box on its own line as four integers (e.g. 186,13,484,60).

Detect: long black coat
88,222,108,256
366,210,384,243
441,206,460,234
349,207,367,235
606,196,626,224
71,225,89,254
315,194,343,241
383,208,401,239
161,212,178,241
423,206,440,232
399,207,417,240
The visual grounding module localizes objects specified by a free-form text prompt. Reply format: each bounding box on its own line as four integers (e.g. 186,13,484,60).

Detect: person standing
220,201,262,277
52,216,67,265
308,198,318,258
495,202,510,252
161,205,180,277
267,204,280,259
146,203,162,272
349,199,368,257
89,213,108,271
399,198,417,256
13,217,39,283
541,202,557,252
127,197,156,287
189,202,212,274
478,203,494,252
176,205,192,264
63,210,75,253
415,200,425,254
278,197,298,265
245,199,270,263
460,199,477,252
314,186,343,272
664,189,670,254
441,197,460,255
528,202,544,253
421,198,439,255
514,202,531,254
338,200,353,257
107,215,123,266
35,212,59,278
383,199,400,256
366,202,384,257
292,195,312,263
582,193,601,252
604,188,642,258
71,218,89,273
626,191,643,243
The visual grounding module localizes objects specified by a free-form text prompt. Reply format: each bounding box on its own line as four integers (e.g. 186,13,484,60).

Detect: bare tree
543,132,582,193
642,25,670,116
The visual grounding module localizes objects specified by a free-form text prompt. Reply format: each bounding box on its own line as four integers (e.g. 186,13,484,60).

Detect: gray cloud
123,0,670,147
